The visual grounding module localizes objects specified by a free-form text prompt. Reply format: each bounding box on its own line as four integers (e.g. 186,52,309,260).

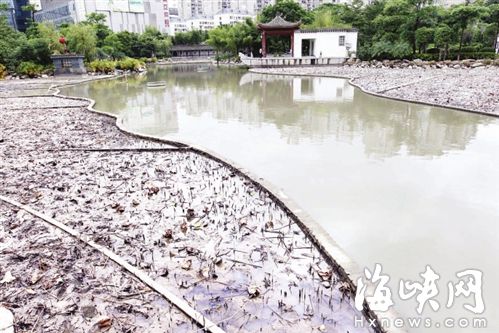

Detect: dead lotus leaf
181,259,192,270
147,186,160,196
30,270,43,285
338,282,352,294
97,317,113,329
247,284,260,298
0,271,15,284
265,220,274,230
185,247,199,255
164,228,173,239
186,208,195,221
317,270,332,281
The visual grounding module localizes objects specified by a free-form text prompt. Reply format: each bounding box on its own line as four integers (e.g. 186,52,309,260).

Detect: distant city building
168,10,254,34
185,16,214,30
214,11,254,26
168,11,188,34
0,0,32,31
34,0,169,33
434,0,466,6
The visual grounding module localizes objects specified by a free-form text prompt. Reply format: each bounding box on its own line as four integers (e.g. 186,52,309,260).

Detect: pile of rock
346,58,499,69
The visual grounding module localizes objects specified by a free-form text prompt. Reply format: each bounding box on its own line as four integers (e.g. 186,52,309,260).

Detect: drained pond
61,64,499,332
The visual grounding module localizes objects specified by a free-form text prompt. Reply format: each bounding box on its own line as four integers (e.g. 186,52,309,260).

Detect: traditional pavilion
257,16,301,58
242,15,358,67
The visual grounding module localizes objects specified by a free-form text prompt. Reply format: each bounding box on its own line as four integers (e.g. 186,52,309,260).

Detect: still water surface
62,65,499,332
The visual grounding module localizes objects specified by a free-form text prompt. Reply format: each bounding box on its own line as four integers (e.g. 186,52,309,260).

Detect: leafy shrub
0,63,6,79
17,38,52,65
116,57,144,71
479,47,495,53
16,61,43,78
418,53,439,61
43,64,55,76
370,41,412,60
426,47,440,54
88,59,116,74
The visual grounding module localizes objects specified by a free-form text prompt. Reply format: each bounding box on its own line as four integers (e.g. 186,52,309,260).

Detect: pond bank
250,66,499,116
0,78,382,332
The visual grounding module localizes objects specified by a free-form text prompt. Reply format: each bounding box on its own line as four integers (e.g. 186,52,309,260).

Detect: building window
339,35,345,46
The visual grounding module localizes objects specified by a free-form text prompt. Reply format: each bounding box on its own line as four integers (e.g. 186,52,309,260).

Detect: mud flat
0,80,377,332
250,66,499,116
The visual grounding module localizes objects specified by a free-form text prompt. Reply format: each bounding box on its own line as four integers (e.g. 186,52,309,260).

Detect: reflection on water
69,65,489,158
62,65,499,333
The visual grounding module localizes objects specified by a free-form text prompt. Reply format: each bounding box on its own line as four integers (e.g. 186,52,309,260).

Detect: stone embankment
346,58,499,69
0,79,377,333
252,62,499,115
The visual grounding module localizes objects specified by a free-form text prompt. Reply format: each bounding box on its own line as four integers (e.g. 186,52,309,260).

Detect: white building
293,28,357,58
185,17,214,30
168,12,188,34
34,0,170,33
214,11,254,26
241,16,358,66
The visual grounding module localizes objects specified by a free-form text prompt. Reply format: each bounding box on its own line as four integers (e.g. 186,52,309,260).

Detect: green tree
114,31,141,57
307,5,352,28
434,24,453,59
450,4,487,59
17,38,52,65
207,27,229,64
21,4,37,22
37,22,65,54
82,13,112,47
405,0,435,54
0,15,26,70
64,24,97,60
172,30,208,45
486,4,499,49
415,26,434,52
102,33,125,58
260,0,313,24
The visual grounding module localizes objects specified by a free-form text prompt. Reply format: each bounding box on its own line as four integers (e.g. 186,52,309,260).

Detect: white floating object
0,307,14,333
0,271,15,284
146,81,166,88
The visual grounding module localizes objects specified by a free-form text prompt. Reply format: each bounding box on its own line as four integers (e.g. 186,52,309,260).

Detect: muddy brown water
61,64,499,333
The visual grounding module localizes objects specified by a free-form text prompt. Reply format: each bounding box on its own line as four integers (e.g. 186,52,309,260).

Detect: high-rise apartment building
34,0,170,33
0,0,32,31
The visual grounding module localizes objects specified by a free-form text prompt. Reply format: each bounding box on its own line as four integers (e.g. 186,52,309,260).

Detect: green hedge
116,57,144,71
17,61,43,78
418,52,497,61
88,59,116,74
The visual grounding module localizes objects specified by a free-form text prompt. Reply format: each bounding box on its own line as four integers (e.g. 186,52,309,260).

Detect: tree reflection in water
62,64,493,158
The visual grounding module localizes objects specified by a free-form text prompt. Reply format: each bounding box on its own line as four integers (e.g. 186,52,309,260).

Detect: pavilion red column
261,31,267,57
291,32,294,57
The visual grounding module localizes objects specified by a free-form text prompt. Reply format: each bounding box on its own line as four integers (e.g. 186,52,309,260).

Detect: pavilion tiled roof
257,15,301,30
